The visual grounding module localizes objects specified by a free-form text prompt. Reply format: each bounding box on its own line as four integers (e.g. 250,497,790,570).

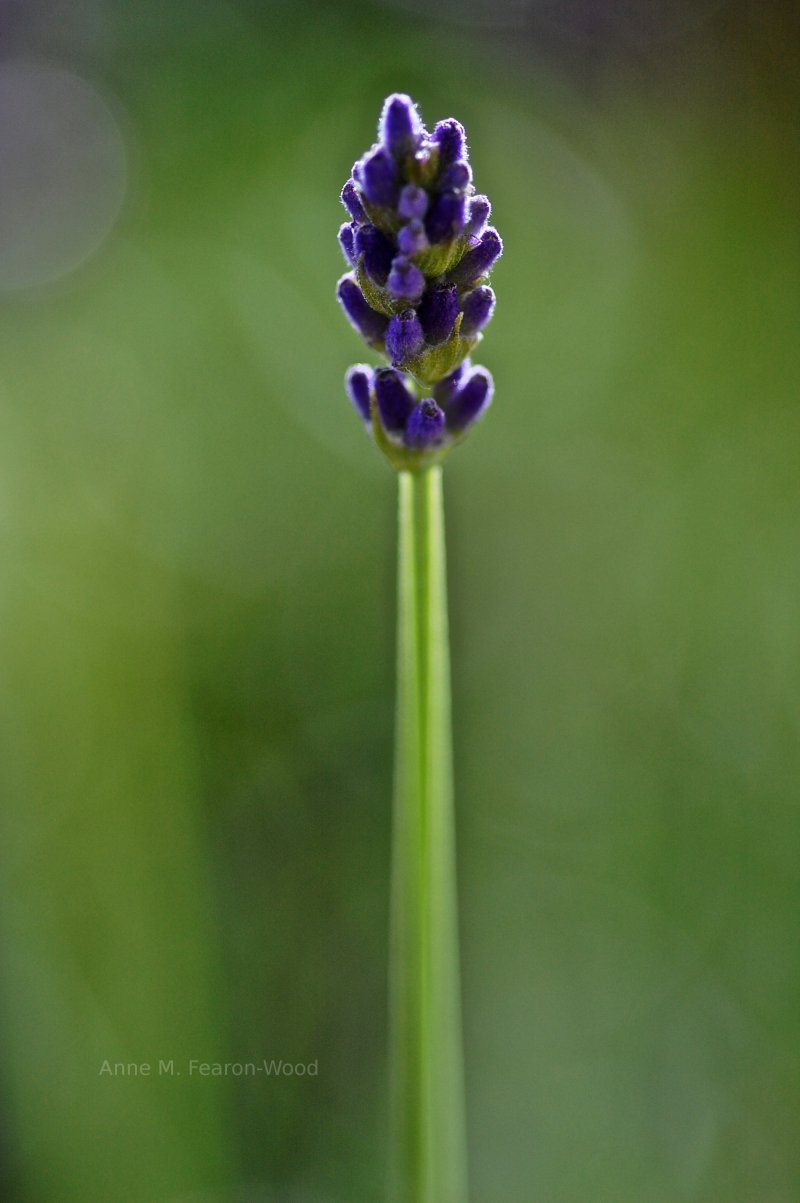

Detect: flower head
337,94,501,470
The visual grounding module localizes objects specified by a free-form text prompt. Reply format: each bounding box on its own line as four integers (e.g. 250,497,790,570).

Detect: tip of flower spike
345,365,373,423
380,93,423,157
405,398,446,449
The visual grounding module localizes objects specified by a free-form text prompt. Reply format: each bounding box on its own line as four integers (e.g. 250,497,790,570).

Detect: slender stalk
389,466,467,1203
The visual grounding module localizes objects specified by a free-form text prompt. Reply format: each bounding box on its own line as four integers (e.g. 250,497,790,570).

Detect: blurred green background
0,1,798,1200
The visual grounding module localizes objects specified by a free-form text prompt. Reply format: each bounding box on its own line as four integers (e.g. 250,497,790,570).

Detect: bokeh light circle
0,61,127,292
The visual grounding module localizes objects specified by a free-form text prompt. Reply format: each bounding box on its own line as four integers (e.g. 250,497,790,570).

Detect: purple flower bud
374,368,416,433
425,191,467,244
387,255,425,302
439,161,472,193
405,399,446,448
355,223,394,283
433,361,469,406
398,184,429,220
386,309,424,364
447,367,494,431
338,222,356,265
359,146,399,208
337,274,389,347
465,194,491,238
449,227,502,286
460,285,495,337
431,119,466,168
345,364,373,422
419,284,459,345
397,219,429,257
341,179,367,223
380,93,423,157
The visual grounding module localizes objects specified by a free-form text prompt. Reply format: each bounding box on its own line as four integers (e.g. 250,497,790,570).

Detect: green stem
389,466,467,1203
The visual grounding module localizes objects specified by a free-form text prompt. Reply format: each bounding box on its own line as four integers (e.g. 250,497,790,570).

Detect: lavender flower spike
336,94,501,469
